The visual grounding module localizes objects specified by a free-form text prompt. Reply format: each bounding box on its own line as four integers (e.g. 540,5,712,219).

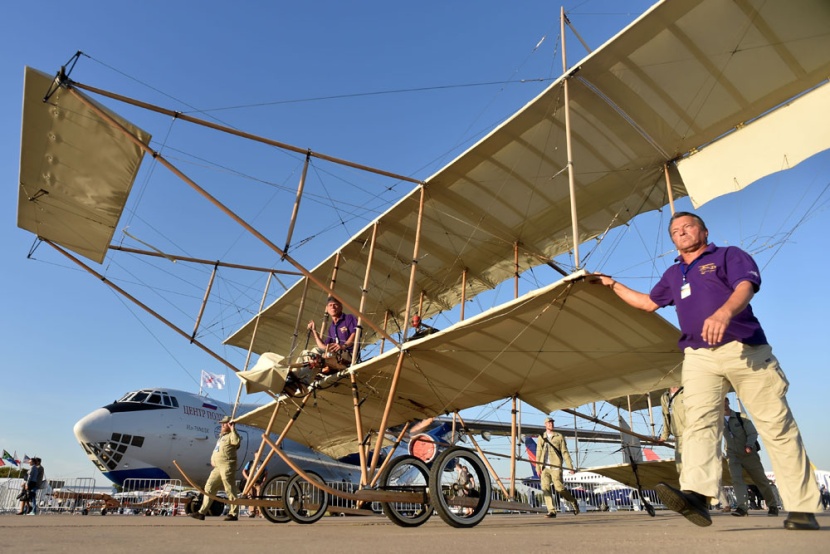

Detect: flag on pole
0,459,5,467
23,454,32,465
2,450,18,466
201,370,225,390
13,451,20,465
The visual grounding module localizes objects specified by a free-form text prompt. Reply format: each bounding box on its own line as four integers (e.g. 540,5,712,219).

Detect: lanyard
680,256,702,284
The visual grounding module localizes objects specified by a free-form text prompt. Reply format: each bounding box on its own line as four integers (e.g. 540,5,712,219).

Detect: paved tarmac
2,510,827,553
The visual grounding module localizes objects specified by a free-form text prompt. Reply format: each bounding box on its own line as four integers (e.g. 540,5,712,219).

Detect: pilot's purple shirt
649,244,767,350
326,313,358,353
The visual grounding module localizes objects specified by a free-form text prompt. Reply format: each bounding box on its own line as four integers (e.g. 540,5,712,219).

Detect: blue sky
2,1,828,483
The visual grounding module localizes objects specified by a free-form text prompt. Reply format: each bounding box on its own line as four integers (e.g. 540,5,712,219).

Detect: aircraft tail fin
643,448,660,461
524,436,539,479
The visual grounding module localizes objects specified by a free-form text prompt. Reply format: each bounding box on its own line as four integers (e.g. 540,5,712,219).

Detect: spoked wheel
260,474,290,524
284,471,329,524
428,447,491,528
379,455,432,527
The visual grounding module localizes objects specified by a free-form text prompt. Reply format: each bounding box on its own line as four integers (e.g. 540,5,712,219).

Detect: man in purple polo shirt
595,211,820,531
307,296,358,371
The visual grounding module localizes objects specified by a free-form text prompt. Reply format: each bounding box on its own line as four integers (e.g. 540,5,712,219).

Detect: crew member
536,416,579,518
191,416,241,521
596,211,821,530
307,296,358,371
723,397,779,517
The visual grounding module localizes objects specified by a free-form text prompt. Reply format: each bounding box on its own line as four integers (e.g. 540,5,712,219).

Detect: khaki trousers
198,464,240,517
728,451,777,510
679,341,820,513
540,468,576,513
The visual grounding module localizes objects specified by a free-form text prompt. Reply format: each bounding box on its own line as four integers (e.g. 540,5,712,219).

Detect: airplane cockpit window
131,391,149,403
162,394,171,407
148,392,162,405
170,396,179,407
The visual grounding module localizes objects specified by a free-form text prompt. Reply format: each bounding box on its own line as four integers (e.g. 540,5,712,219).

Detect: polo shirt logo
699,263,717,275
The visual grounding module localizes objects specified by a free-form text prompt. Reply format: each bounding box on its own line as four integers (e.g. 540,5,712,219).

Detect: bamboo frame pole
368,186,426,474
460,269,468,321
510,395,517,499
455,413,511,499
664,164,676,215
190,262,218,343
514,242,520,299
71,80,422,185
107,245,302,275
283,152,311,258
561,7,581,269
349,222,379,486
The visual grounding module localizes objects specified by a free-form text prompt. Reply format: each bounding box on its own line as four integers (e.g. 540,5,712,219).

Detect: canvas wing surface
17,67,150,264
226,0,830,358
236,272,681,458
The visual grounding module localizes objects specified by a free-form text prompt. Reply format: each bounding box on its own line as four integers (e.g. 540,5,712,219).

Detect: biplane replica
16,0,830,527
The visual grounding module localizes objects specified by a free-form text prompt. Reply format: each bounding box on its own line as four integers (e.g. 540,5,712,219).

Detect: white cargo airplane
73,387,364,488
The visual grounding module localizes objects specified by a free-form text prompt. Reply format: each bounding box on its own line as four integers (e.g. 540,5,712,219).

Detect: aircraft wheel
284,471,328,524
101,508,107,516
81,508,89,516
379,455,432,527
260,474,290,524
428,447,491,528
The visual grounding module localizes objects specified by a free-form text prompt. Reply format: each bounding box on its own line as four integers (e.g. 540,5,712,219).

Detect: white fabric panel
678,82,830,208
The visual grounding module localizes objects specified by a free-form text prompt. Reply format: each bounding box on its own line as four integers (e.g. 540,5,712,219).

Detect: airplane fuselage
74,388,361,487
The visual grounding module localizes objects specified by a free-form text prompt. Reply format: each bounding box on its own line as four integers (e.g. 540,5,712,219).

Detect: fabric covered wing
17,67,150,264
235,271,681,459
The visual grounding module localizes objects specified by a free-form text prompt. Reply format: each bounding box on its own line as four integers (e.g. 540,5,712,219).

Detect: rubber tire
260,474,291,524
428,447,491,528
379,455,432,527
284,471,329,524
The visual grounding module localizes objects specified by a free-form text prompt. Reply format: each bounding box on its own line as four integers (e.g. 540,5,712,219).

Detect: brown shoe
223,515,238,521
190,512,205,521
545,511,556,518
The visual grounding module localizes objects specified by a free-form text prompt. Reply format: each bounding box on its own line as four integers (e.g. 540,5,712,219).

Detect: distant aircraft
73,387,364,488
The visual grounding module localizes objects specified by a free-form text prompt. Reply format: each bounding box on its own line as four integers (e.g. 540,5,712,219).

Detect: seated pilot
407,314,438,342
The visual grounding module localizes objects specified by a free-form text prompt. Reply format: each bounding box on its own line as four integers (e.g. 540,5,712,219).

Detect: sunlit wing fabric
678,82,830,208
238,352,287,395
589,460,681,490
227,0,830,356
590,458,747,490
235,272,682,458
17,67,151,264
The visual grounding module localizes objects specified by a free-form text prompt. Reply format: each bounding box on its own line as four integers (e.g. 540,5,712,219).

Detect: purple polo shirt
649,244,767,350
326,313,357,353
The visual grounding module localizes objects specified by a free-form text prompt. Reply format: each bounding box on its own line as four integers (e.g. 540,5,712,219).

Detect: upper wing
226,0,830,357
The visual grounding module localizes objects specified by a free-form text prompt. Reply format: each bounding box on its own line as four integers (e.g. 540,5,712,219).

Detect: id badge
680,282,691,299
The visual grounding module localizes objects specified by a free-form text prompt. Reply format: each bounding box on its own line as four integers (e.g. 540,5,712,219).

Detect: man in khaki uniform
723,397,779,517
191,416,241,521
659,386,685,472
536,416,579,518
597,212,821,530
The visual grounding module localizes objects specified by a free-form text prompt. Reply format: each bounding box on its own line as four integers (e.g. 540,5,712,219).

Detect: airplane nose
74,408,113,444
